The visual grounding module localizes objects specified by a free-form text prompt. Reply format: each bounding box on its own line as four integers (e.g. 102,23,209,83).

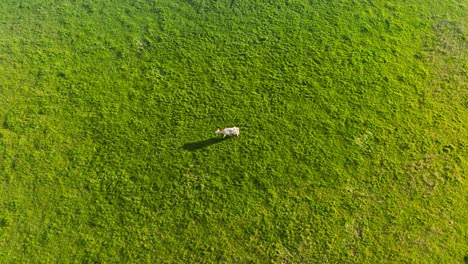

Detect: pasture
0,0,467,262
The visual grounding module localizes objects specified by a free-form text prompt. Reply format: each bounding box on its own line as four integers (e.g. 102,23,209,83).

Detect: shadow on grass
182,137,230,151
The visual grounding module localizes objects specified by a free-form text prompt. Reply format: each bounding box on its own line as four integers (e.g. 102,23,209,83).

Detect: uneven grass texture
0,0,467,262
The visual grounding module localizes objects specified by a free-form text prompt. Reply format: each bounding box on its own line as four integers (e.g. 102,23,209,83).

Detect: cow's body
215,127,240,138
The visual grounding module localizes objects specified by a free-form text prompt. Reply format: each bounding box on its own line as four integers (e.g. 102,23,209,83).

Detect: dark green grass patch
0,0,467,262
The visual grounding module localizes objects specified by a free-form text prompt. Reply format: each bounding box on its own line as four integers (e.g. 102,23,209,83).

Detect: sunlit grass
0,0,467,262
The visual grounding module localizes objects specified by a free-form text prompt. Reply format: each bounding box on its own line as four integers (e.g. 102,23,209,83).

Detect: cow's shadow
182,137,231,151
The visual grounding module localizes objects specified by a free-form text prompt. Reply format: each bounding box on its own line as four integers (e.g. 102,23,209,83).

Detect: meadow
0,0,467,262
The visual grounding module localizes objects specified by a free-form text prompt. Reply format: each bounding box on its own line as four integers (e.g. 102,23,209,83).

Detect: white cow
215,127,240,138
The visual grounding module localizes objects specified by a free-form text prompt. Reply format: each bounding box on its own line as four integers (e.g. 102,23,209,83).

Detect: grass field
0,0,467,262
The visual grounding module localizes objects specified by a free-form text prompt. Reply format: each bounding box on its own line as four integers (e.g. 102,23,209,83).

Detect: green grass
0,0,467,262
